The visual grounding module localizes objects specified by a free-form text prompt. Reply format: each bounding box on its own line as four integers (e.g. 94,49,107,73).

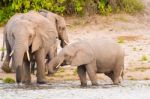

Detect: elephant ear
71,49,94,66
32,32,42,53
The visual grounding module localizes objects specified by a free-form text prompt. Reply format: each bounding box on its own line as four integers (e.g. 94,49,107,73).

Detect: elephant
1,11,62,84
1,10,69,75
48,38,124,86
29,9,69,74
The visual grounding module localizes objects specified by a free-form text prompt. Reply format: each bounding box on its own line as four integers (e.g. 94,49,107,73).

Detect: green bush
141,55,148,61
0,0,144,25
122,0,144,13
98,0,112,15
73,68,78,76
3,77,15,84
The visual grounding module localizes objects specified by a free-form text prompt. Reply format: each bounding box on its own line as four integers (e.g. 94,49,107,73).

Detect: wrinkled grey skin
2,11,60,84
39,9,69,47
48,39,124,87
29,10,69,74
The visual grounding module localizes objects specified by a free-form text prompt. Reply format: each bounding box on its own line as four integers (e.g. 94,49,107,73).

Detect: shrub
122,0,144,13
0,0,144,25
73,68,78,76
3,77,15,84
117,37,125,43
98,0,112,15
141,55,148,61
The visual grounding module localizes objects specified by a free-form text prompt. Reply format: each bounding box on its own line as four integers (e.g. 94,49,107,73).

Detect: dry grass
117,35,142,41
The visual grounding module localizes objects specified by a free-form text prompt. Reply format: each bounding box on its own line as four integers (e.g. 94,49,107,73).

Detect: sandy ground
0,80,150,99
0,0,150,98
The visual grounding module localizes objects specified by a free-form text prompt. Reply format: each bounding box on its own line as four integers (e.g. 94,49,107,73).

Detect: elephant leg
85,61,98,86
35,49,47,84
105,71,114,82
77,65,87,87
46,44,57,73
31,61,36,75
113,59,124,85
113,67,123,85
31,56,36,75
2,39,11,73
22,59,31,84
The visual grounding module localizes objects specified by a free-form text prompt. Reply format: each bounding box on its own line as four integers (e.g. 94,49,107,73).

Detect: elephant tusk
9,50,14,56
44,59,48,63
56,62,62,69
64,40,69,45
26,51,30,61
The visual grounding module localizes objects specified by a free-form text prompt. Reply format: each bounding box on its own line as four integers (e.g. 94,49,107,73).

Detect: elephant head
8,19,37,83
39,10,69,47
48,42,95,74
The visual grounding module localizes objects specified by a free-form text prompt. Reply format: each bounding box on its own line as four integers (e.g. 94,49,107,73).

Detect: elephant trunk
59,31,69,48
13,42,28,83
48,54,64,75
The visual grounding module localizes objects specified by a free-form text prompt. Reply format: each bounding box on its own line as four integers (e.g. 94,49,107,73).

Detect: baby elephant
48,38,124,86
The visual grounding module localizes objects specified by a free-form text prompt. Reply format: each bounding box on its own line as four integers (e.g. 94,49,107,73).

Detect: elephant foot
22,81,32,85
1,65,12,73
92,83,99,86
80,82,87,87
113,78,121,85
37,79,48,84
22,79,31,85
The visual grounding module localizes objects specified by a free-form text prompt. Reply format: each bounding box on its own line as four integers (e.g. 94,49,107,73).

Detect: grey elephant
30,9,69,74
1,11,63,84
48,38,124,86
2,10,69,74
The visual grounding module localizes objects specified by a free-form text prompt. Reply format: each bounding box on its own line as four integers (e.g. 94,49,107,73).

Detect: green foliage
98,0,112,15
122,0,144,13
58,67,65,73
73,68,78,76
117,37,125,43
141,55,148,61
0,47,6,51
3,77,15,84
0,0,144,25
74,0,84,15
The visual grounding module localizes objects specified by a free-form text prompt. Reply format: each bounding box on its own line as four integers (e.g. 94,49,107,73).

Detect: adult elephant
2,10,69,74
48,39,124,86
30,10,69,74
2,11,59,84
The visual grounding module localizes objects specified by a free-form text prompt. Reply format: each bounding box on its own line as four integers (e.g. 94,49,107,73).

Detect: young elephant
48,39,124,86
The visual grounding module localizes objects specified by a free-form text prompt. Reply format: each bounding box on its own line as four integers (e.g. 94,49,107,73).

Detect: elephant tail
1,35,5,61
121,67,124,80
121,70,124,80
